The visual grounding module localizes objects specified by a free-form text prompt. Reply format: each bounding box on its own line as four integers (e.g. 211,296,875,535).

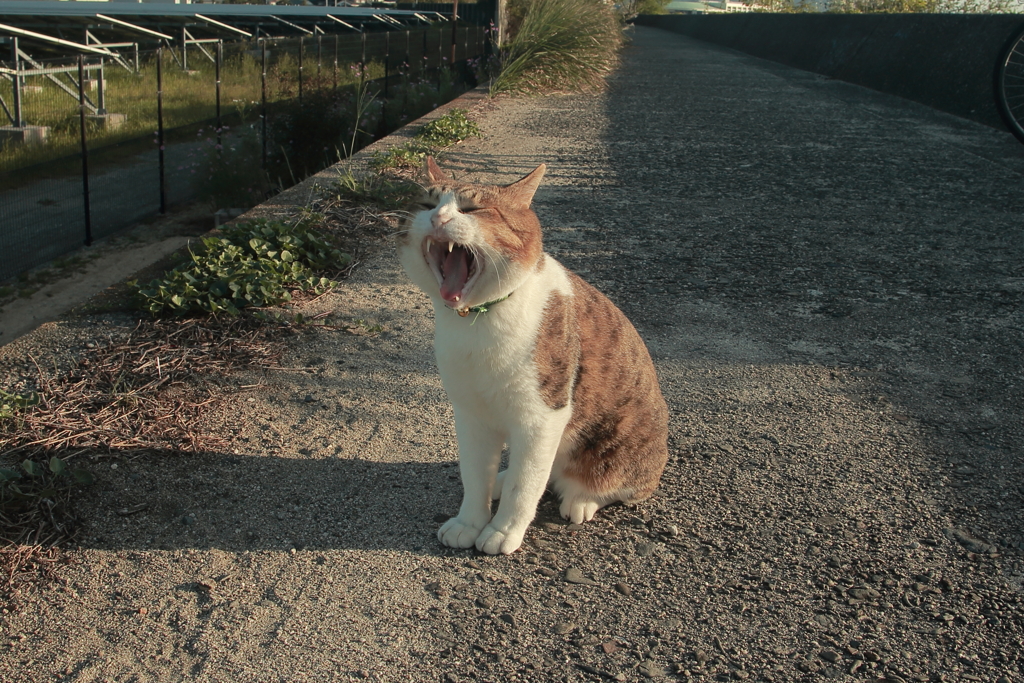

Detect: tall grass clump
491,0,624,95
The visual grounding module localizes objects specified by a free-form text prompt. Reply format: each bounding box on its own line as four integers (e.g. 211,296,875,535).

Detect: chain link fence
0,24,490,283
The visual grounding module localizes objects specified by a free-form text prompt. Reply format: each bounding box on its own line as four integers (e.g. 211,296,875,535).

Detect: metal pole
437,26,443,90
11,38,22,128
361,31,366,82
261,40,268,171
78,56,92,245
298,37,304,106
157,48,166,214
97,58,106,114
450,0,459,67
215,40,222,147
317,34,322,87
134,42,139,73
381,31,389,131
333,35,338,90
181,27,188,72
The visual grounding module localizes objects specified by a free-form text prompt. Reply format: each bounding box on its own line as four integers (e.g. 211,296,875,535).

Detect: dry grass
0,317,285,605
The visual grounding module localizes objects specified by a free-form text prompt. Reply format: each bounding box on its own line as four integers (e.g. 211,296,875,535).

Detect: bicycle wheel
996,23,1024,145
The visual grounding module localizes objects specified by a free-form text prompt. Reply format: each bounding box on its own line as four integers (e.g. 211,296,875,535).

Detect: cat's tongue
440,245,470,303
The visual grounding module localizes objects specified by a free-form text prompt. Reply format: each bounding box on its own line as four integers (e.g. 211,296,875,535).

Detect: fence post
77,56,93,246
317,34,322,88
333,35,338,90
215,40,222,147
298,36,304,107
157,48,166,214
450,0,459,66
181,27,188,72
384,31,390,99
261,40,268,171
97,58,107,114
11,38,22,128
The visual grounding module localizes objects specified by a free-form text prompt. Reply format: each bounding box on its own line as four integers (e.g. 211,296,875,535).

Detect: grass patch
370,108,481,171
491,0,624,95
132,218,350,317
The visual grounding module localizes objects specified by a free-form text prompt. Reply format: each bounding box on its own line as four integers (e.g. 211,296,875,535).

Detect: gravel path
2,26,1024,683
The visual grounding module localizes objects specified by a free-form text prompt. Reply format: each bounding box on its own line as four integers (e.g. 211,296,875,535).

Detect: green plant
370,141,431,171
133,218,350,316
491,0,624,95
370,108,481,171
416,109,481,147
0,389,39,420
333,168,419,210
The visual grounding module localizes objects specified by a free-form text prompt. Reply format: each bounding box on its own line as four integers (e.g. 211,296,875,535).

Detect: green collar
449,293,511,319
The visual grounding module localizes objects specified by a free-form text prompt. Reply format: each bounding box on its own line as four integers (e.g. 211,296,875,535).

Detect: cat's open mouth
425,237,480,306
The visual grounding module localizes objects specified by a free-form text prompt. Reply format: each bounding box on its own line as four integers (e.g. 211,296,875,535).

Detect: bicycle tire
996,23,1024,145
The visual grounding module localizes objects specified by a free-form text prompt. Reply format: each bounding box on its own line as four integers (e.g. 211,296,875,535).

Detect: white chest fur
432,255,571,429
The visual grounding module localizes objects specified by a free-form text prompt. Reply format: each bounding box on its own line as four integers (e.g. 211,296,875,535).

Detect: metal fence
0,24,489,283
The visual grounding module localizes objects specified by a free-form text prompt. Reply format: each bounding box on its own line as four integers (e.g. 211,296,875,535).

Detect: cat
398,157,669,555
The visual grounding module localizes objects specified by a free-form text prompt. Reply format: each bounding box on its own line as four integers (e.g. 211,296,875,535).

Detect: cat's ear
504,164,546,208
424,156,448,184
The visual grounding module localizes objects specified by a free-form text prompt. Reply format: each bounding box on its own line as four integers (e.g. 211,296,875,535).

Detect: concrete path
3,26,1024,683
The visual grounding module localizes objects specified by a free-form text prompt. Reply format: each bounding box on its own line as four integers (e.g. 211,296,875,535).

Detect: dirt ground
2,26,1024,683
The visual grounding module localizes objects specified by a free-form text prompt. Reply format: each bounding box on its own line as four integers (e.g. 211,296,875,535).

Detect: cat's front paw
438,517,486,549
475,524,525,555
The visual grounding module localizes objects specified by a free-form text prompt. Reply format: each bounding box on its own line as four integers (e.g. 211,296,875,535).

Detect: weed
133,218,350,316
333,168,419,210
370,141,431,171
0,390,39,421
370,108,481,171
491,0,624,95
416,109,481,147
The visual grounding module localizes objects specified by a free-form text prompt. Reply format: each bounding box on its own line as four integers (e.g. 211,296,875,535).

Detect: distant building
665,0,764,12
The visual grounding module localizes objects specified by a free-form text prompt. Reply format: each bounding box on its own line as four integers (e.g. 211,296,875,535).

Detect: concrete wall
633,13,1024,132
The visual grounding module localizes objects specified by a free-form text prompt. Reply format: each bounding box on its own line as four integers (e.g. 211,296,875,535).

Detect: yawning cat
398,157,669,555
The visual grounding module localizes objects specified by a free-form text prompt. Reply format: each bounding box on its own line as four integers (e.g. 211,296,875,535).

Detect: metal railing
0,25,490,283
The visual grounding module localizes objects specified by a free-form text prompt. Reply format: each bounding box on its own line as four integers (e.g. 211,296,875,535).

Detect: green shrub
492,0,624,95
417,109,481,147
133,219,350,316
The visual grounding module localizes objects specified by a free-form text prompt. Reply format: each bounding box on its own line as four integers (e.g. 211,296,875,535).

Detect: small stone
566,523,584,531
614,582,632,596
424,582,441,592
476,596,496,609
820,650,840,663
733,671,749,680
638,660,665,678
181,514,196,526
564,567,599,586
601,640,619,654
694,650,709,665
433,514,449,523
542,522,561,532
636,542,657,557
537,568,557,577
137,607,148,615
662,525,680,537
553,621,575,635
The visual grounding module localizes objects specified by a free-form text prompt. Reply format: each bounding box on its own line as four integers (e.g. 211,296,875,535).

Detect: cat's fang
448,241,454,253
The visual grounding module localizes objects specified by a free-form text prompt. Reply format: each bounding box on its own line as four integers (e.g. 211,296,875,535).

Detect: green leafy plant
0,389,39,421
133,219,350,316
370,108,481,171
333,168,419,210
492,0,624,95
416,109,481,147
370,141,431,171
